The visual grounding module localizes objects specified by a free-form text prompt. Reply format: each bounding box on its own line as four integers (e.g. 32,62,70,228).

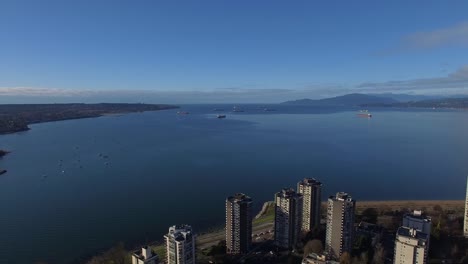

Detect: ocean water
0,104,467,263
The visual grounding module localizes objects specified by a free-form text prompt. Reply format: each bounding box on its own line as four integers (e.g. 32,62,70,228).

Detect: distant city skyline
1,1,468,103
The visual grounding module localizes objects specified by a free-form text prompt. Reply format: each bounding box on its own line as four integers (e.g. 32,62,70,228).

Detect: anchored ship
357,110,372,118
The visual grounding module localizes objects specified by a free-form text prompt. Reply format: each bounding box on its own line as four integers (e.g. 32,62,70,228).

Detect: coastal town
86,178,467,264
3,1,468,263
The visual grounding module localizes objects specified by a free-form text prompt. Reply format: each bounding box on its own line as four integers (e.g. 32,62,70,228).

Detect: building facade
394,227,429,264
325,192,356,260
274,188,303,249
226,193,253,255
297,178,322,232
132,246,159,264
395,210,431,263
164,225,196,264
464,176,468,238
403,210,431,235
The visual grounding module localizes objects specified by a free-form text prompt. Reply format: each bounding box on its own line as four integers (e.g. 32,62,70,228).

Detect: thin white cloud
2,66,468,103
0,87,91,96
356,65,468,93
0,86,303,103
376,21,468,55
404,22,468,49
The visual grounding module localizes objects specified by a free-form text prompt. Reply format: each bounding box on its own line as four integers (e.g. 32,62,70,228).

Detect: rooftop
299,178,322,186
132,246,158,261
404,210,431,222
227,193,252,203
397,227,429,241
330,192,354,202
276,188,302,198
166,224,193,241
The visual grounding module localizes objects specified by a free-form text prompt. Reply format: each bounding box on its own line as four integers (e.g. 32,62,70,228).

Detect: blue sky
1,0,468,103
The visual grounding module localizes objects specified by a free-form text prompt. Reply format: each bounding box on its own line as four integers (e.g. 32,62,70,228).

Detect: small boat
213,108,224,111
263,108,276,112
177,111,190,115
0,169,7,175
217,114,226,119
232,106,244,112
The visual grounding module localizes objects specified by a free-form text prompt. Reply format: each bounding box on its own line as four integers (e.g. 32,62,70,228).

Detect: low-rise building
302,253,339,264
132,246,159,264
403,210,431,235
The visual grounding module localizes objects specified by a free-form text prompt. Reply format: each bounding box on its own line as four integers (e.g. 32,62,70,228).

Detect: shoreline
0,103,179,135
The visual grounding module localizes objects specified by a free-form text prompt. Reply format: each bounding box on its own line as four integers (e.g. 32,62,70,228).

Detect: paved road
197,222,274,249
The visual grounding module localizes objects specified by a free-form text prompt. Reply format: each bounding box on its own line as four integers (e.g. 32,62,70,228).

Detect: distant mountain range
362,97,468,109
282,93,398,106
368,93,443,102
282,93,468,109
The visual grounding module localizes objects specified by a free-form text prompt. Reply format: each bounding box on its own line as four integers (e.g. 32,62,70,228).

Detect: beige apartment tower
394,227,429,264
297,178,322,232
274,188,303,249
226,193,253,255
165,225,196,264
325,192,356,260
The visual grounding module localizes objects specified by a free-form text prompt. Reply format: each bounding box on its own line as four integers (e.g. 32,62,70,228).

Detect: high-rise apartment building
464,176,468,238
226,193,253,255
394,210,431,263
164,225,196,264
325,192,356,260
274,188,303,249
394,227,429,264
297,178,322,232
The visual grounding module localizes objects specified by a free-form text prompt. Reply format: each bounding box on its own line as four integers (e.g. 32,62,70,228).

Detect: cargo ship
357,110,372,118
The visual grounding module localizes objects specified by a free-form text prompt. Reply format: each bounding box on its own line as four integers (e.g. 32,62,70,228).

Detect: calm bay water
1,105,467,263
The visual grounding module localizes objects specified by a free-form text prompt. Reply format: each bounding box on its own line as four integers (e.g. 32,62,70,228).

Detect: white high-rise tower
464,176,468,238
165,225,196,264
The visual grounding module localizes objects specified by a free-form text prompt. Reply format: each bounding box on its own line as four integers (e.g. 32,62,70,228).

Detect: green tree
371,243,385,264
340,252,351,264
361,208,378,224
433,205,443,212
359,251,369,263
